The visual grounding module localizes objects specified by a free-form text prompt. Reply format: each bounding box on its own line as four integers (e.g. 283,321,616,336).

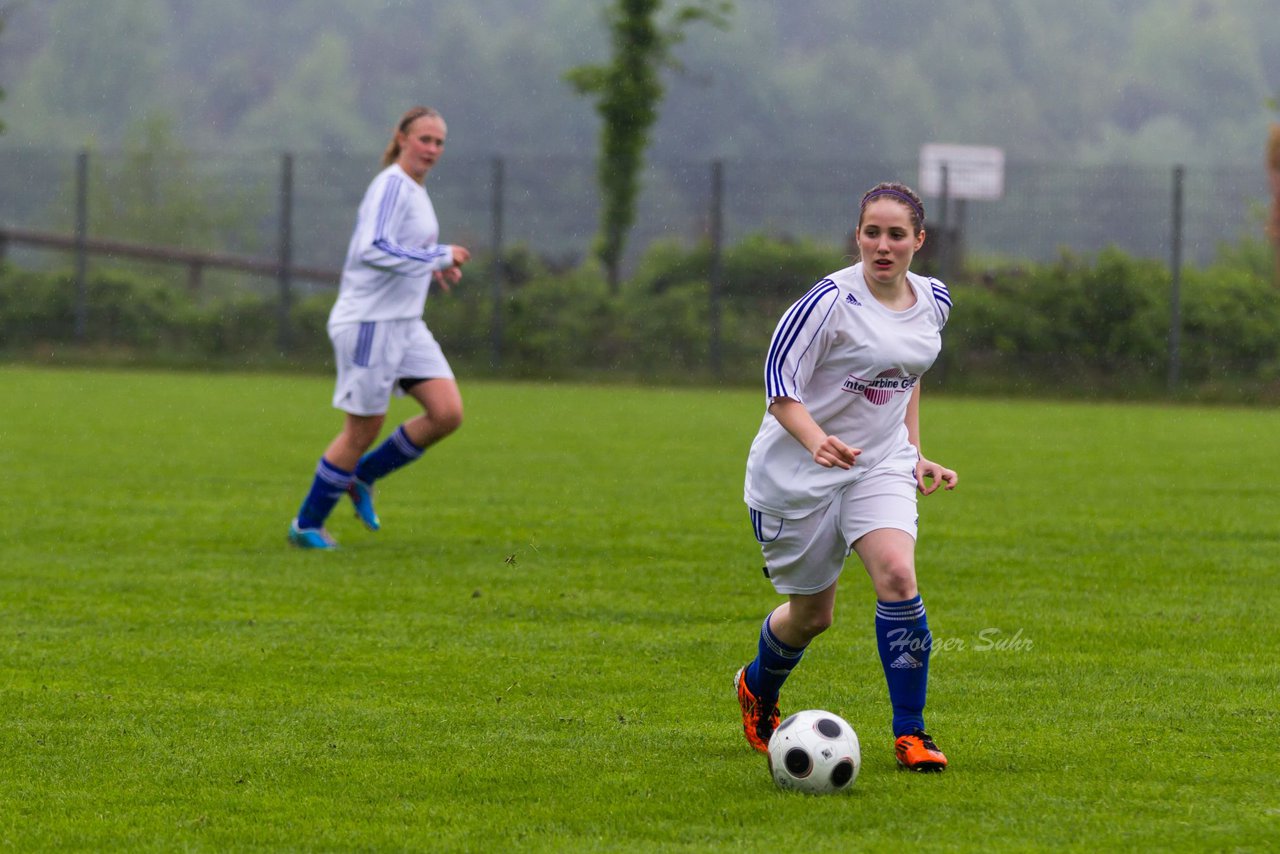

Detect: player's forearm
362,238,452,274
768,397,829,455
905,382,922,455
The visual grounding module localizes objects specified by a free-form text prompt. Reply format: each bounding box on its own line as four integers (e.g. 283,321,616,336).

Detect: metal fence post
1167,164,1185,392
938,164,951,281
74,149,89,342
708,159,724,379
277,152,294,353
490,156,505,369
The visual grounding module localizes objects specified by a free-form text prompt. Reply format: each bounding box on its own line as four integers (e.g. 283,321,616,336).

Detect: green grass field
1,366,1278,851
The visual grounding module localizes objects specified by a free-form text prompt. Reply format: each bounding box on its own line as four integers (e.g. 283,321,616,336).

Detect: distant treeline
1,0,1277,165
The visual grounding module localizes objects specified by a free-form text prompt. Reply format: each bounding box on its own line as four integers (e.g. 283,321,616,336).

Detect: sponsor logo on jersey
845,293,861,305
841,368,918,405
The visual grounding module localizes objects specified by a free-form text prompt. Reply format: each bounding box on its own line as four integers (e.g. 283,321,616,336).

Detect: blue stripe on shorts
354,321,376,367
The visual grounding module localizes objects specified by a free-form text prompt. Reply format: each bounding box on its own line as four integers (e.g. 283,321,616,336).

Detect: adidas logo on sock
890,652,924,670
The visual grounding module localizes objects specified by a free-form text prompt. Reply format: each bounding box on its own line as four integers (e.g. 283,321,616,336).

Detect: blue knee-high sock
354,425,424,485
745,612,807,704
875,595,931,736
296,458,354,530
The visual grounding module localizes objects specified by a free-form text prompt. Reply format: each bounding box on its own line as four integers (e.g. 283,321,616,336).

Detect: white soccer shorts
749,444,920,595
329,318,454,416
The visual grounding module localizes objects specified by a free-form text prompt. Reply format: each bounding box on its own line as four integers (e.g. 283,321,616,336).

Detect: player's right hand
450,245,471,266
813,436,860,470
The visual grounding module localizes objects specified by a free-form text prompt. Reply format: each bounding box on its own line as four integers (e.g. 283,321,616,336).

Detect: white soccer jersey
744,262,952,518
327,164,457,327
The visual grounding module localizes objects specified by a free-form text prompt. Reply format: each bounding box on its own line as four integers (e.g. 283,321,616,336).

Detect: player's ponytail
381,106,444,168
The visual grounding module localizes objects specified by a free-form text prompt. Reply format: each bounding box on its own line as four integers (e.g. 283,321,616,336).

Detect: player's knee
877,563,918,601
794,608,834,641
434,406,463,436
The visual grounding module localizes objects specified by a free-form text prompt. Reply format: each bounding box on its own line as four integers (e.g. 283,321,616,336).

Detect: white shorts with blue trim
748,443,919,595
329,318,454,416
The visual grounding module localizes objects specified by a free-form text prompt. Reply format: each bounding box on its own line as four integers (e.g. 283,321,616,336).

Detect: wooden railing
0,225,339,293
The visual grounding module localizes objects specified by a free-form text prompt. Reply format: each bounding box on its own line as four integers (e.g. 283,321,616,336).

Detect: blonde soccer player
289,107,470,549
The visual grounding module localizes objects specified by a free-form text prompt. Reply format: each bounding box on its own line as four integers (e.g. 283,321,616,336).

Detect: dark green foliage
720,234,841,302
943,246,1280,399
620,280,708,375
1213,231,1274,281
502,267,622,377
631,233,837,301
1181,266,1280,381
949,248,1167,376
0,263,328,367
0,266,181,350
3,232,1278,400
619,234,841,381
180,293,278,358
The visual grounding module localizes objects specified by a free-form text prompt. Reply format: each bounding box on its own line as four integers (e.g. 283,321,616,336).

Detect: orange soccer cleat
734,666,781,754
894,729,948,772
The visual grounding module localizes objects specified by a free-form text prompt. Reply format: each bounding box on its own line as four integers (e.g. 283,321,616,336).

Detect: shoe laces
909,730,940,751
755,699,779,738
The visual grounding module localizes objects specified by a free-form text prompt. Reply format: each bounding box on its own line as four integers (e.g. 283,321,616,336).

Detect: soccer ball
767,709,861,794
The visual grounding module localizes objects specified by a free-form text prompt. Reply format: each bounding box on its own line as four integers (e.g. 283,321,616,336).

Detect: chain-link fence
2,146,1275,392
0,147,1269,285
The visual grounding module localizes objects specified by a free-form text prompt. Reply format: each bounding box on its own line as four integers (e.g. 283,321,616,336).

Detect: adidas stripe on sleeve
764,278,840,405
745,264,949,518
328,164,456,325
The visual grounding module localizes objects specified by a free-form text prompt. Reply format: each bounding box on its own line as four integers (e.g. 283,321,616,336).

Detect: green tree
5,0,174,146
234,33,372,154
566,0,729,291
85,114,261,263
1268,98,1280,287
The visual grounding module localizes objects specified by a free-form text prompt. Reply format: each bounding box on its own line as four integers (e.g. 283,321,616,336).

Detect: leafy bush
3,234,1278,400
631,233,840,300
1180,266,1280,381
500,266,620,377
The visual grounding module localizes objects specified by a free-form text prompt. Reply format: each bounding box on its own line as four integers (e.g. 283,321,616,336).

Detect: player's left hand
433,266,463,293
915,457,957,495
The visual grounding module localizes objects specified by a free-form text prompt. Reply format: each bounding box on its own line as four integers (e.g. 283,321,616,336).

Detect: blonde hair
381,106,445,167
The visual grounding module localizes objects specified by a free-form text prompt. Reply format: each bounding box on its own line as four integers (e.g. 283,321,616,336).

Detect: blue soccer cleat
288,519,338,550
347,478,381,532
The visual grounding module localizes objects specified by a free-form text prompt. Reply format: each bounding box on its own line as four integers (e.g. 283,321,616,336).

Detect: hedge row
2,235,1277,399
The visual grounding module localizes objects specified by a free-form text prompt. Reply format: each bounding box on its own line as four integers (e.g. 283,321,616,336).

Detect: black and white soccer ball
767,709,861,794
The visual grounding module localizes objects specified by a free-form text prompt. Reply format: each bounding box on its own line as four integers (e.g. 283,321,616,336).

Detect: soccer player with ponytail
288,107,470,549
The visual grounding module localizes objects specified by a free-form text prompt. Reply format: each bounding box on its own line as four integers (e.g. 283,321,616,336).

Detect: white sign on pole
919,143,1005,201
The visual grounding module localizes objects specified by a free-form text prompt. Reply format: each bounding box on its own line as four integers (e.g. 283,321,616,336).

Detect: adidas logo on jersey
845,293,861,305
890,652,924,670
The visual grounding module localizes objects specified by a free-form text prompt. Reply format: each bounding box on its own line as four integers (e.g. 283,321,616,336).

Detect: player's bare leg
343,378,463,531
737,583,838,752
769,583,839,648
402,377,463,449
325,413,386,471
